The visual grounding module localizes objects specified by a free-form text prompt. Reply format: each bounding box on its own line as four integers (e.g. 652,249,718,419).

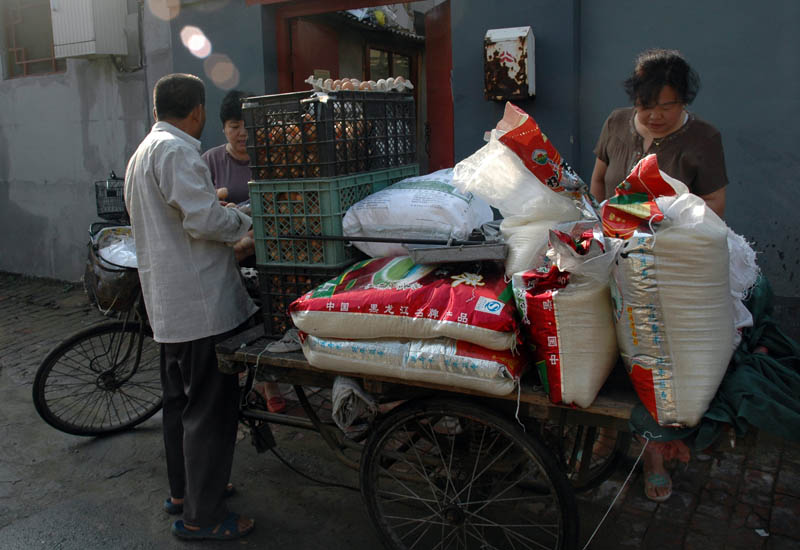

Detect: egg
386,77,396,90
323,78,333,91
376,79,387,92
342,80,355,90
358,81,371,91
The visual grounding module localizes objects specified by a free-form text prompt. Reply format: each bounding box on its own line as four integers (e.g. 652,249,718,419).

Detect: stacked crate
243,90,418,336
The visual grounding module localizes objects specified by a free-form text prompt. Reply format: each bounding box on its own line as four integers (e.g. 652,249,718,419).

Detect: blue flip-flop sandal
171,512,254,540
164,483,236,515
644,472,673,502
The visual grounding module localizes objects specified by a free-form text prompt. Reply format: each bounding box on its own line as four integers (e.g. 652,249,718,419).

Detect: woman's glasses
636,100,683,114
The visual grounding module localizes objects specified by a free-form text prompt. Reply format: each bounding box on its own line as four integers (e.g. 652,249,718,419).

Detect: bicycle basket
83,226,140,313
94,173,129,223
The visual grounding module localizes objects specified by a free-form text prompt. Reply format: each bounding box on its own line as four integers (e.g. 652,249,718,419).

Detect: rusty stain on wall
484,34,530,101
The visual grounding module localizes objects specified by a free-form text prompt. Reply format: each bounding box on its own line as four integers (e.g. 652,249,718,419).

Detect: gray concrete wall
0,3,171,281
169,0,270,151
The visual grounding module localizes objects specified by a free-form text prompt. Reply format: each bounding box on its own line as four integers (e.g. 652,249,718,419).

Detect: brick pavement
1,270,799,549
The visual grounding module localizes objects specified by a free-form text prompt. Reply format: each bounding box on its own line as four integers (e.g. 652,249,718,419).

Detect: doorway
271,0,454,174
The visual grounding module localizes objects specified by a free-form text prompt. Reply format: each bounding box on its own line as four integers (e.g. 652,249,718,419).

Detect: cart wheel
547,423,631,492
360,397,578,550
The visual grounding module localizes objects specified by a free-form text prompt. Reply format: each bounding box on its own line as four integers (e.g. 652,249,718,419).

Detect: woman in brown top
591,49,729,503
590,49,728,218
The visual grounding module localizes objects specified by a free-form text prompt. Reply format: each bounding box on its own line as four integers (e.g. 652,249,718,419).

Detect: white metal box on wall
50,0,128,58
484,26,535,101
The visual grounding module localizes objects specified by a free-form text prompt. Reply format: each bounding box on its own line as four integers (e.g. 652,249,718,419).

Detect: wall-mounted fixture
484,26,535,101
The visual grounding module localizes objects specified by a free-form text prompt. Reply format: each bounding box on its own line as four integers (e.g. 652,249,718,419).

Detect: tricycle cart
217,325,638,550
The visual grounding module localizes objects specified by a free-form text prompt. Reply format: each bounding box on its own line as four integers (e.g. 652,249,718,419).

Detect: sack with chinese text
301,333,526,395
513,222,619,407
290,256,518,350
606,155,734,427
342,168,493,258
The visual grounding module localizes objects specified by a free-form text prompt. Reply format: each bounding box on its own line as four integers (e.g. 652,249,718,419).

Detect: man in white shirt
125,73,257,540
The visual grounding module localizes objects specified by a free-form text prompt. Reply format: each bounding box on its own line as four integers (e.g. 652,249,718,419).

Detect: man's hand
233,229,255,262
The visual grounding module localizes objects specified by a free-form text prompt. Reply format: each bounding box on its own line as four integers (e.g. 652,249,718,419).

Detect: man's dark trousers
160,332,240,527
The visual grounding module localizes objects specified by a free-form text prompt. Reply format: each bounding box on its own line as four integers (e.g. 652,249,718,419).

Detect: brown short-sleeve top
593,107,728,201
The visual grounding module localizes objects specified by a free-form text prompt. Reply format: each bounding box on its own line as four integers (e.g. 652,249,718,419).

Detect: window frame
3,0,66,79
365,45,413,82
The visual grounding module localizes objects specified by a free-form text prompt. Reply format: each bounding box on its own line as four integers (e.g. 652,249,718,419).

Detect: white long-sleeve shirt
124,121,258,343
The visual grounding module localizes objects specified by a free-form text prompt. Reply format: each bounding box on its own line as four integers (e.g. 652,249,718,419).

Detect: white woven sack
551,281,618,407
301,335,520,396
342,168,493,258
452,131,581,219
512,230,620,408
501,210,582,275
611,193,734,427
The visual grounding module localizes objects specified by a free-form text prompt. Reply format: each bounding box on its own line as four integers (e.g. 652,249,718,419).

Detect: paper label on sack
475,296,505,316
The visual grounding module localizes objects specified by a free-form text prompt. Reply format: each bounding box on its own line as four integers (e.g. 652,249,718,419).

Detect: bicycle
32,222,162,436
32,173,163,436
31,173,267,438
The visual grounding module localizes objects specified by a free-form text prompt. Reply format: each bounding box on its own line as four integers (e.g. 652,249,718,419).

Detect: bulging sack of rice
342,168,493,258
300,334,527,396
453,103,597,275
290,256,518,351
604,155,734,427
513,223,619,407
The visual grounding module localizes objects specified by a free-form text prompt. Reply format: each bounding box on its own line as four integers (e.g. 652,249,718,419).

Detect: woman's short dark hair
623,49,700,107
153,73,205,120
219,90,252,124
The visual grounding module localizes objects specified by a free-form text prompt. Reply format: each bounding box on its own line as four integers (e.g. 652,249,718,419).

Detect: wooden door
424,0,454,171
290,18,339,91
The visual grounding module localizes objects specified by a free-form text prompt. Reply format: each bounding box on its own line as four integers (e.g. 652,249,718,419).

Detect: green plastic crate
250,164,419,267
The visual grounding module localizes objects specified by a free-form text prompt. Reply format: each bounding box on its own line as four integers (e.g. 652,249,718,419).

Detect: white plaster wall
0,5,172,281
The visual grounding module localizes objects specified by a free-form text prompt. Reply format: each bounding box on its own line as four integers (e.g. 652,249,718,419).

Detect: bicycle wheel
360,397,578,550
545,423,631,492
33,322,162,436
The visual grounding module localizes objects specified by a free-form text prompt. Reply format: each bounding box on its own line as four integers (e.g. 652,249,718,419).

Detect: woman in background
590,48,728,218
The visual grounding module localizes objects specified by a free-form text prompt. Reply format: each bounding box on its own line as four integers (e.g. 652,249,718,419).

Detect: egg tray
243,90,416,179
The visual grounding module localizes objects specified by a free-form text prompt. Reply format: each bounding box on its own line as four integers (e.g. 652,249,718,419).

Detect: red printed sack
290,256,518,351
